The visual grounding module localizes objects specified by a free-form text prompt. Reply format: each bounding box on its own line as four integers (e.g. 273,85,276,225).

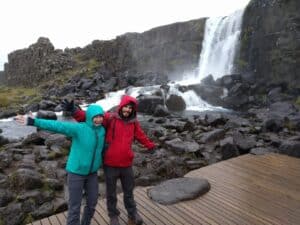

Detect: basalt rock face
3,19,206,87
122,19,206,80
4,37,76,86
238,0,300,89
0,71,4,84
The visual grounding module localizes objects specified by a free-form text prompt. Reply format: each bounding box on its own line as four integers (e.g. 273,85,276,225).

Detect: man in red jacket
70,95,155,225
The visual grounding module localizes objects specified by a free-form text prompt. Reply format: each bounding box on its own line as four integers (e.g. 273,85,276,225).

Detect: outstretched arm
15,114,79,137
134,122,155,150
73,109,86,122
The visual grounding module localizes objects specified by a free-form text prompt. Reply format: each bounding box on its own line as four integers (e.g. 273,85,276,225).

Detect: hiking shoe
128,212,143,225
109,216,120,225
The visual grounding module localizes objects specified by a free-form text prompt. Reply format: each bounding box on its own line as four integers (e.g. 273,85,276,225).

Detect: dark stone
137,95,164,114
165,95,186,111
147,177,210,205
0,189,14,207
279,140,300,158
36,110,57,120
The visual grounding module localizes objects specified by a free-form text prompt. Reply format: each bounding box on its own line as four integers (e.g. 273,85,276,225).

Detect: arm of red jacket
73,109,86,122
134,121,155,150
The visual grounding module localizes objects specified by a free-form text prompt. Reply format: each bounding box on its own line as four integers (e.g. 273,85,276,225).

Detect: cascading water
0,7,247,140
197,10,244,81
175,9,245,110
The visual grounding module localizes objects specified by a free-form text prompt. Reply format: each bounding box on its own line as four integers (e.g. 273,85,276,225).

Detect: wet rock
9,168,43,190
165,138,200,153
148,177,210,205
279,140,300,158
166,94,186,111
199,129,226,143
0,189,14,207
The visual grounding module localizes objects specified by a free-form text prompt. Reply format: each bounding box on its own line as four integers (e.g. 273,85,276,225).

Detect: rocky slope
237,0,300,89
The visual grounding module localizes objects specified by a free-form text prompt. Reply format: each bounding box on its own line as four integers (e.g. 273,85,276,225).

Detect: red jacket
73,95,155,167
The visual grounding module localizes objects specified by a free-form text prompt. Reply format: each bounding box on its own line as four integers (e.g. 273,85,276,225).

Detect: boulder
165,95,186,111
147,177,210,205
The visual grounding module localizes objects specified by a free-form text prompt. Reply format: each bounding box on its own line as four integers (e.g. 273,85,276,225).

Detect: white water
173,9,245,109
197,10,244,81
0,7,246,139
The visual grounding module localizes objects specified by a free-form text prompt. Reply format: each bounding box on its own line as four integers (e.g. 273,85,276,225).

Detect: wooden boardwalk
29,153,300,225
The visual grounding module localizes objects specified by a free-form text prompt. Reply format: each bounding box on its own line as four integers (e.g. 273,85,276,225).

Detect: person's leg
81,172,99,225
66,172,85,225
121,167,143,225
104,166,120,218
120,167,137,217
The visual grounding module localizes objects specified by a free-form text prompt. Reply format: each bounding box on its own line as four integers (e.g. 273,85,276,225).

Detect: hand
14,112,34,126
148,146,157,154
61,99,75,113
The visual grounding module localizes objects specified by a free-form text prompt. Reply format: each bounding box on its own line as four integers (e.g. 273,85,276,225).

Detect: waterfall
197,10,244,81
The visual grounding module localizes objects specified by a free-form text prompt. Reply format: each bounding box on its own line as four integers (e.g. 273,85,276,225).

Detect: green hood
86,104,105,127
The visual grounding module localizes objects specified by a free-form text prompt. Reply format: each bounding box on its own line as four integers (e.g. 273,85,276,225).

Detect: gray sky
0,0,250,70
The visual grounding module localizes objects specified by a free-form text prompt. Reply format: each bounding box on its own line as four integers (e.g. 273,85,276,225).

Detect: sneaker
128,212,143,225
109,216,120,225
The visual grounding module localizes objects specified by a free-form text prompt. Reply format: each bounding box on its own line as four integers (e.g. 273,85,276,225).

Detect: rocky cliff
237,0,300,89
4,37,76,86
3,18,206,87
0,71,4,84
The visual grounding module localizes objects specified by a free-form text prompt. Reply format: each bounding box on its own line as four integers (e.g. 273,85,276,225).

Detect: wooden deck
29,153,300,225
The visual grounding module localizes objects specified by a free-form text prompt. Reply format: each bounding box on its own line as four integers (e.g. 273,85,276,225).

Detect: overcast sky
0,0,250,70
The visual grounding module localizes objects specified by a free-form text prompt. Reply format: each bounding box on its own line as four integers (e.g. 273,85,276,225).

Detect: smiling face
93,115,104,126
121,104,133,118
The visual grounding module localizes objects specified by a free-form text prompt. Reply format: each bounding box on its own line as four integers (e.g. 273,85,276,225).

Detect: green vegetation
236,58,248,69
295,96,300,107
240,26,254,53
0,86,40,109
23,213,34,224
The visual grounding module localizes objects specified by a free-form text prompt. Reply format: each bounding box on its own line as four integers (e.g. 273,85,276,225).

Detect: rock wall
0,71,4,84
237,0,300,89
4,37,76,86
3,19,206,87
78,18,206,79
124,19,206,80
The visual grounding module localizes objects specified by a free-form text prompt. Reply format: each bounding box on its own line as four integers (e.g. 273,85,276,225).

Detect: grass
0,86,40,108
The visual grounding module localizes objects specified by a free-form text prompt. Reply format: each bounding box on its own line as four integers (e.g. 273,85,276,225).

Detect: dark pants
104,166,137,218
66,172,99,225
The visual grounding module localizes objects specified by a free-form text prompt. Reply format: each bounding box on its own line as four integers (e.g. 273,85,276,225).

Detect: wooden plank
48,215,61,225
93,206,107,225
55,213,66,225
39,218,51,225
95,204,110,224
137,188,219,225
27,154,300,225
191,166,298,224
135,189,184,225
192,168,299,224
117,192,158,225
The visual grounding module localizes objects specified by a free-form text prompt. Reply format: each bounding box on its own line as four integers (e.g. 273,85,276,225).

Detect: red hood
117,95,138,113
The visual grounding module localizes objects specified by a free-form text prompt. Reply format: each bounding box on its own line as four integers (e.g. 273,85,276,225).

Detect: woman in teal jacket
16,104,105,225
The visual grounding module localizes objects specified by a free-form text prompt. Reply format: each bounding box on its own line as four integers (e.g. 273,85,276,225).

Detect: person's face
121,104,133,118
93,115,104,126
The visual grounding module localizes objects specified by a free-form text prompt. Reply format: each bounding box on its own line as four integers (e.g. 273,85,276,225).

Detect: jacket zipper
89,130,99,174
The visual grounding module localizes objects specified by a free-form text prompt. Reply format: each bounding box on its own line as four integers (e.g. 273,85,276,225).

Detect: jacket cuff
27,117,35,126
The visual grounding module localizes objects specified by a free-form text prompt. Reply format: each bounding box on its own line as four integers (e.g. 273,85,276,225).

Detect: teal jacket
33,104,105,175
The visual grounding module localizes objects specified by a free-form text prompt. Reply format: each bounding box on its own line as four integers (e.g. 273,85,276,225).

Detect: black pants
66,172,99,225
104,166,137,218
